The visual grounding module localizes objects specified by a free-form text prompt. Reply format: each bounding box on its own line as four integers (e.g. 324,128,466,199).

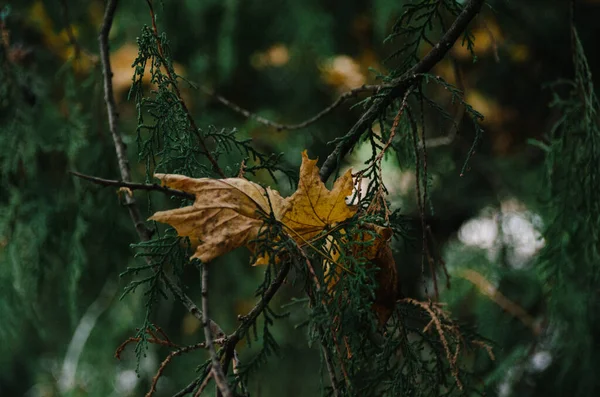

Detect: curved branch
319,0,486,182
204,85,381,131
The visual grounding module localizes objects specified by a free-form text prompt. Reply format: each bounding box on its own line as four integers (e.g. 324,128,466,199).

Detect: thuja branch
203,84,381,131
222,260,292,374
97,0,225,349
69,171,194,200
319,0,486,182
145,0,225,178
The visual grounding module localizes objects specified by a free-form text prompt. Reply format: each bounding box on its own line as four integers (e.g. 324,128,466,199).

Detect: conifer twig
97,0,226,356
222,260,291,373
145,0,225,178
69,171,194,200
201,265,233,397
319,0,485,183
203,84,381,131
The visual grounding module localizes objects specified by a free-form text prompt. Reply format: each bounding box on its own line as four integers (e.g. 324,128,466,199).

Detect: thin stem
70,171,194,200
201,265,232,397
204,84,381,131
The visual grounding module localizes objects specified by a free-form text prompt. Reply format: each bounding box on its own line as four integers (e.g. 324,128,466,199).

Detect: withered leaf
150,151,357,263
149,174,289,263
326,224,399,326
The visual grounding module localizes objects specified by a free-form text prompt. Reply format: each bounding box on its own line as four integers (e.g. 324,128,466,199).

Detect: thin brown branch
70,171,194,200
418,93,439,301
460,269,541,335
193,371,213,397
295,246,351,391
172,379,201,397
99,0,152,241
402,298,463,390
319,0,485,183
203,84,381,131
145,0,225,178
146,342,214,397
201,265,232,397
322,344,340,397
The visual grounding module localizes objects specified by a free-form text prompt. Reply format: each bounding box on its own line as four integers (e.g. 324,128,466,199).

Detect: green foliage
536,27,600,396
2,1,600,396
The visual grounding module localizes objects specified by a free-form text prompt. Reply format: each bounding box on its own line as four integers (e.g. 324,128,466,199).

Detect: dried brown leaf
150,175,289,263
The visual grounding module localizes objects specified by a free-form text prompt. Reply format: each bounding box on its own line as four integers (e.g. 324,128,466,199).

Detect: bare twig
460,269,541,335
322,344,340,397
201,265,232,397
70,171,194,200
115,326,179,359
319,0,485,183
172,379,202,397
203,84,381,131
99,0,151,241
145,0,225,178
194,371,213,397
402,298,463,390
146,342,207,397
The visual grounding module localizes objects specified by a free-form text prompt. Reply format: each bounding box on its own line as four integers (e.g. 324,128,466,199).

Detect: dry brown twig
460,269,541,335
403,298,463,390
146,339,225,397
203,84,381,131
193,371,214,397
200,265,232,397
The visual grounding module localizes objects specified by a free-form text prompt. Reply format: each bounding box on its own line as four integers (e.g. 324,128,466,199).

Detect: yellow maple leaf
150,151,357,263
283,151,357,243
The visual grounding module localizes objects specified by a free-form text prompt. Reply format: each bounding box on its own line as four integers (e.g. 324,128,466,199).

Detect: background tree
1,0,599,396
